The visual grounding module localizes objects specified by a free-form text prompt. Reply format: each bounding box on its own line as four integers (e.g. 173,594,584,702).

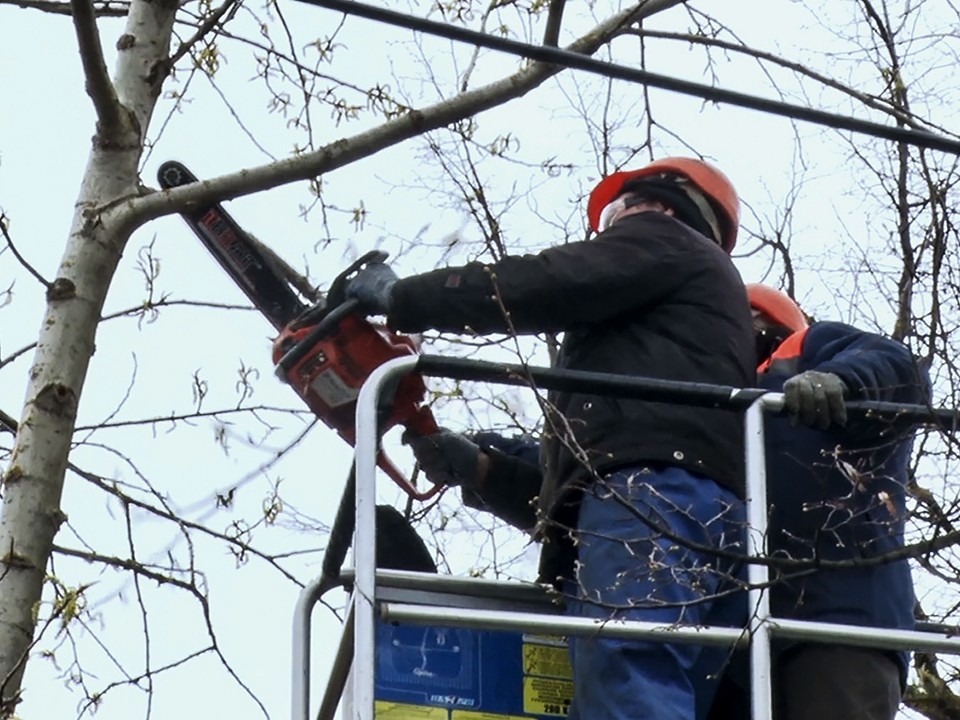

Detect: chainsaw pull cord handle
274,298,361,373
378,455,440,500
275,250,388,372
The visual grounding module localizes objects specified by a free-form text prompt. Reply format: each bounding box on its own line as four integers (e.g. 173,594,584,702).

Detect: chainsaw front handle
381,405,441,500
377,449,442,501
369,405,440,500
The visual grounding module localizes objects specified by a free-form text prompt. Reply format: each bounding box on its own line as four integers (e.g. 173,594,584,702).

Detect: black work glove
782,370,848,429
403,428,482,488
345,262,398,315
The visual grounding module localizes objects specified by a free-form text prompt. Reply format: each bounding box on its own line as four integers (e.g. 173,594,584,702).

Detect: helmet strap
619,176,723,246
676,181,722,248
597,195,628,232
755,324,793,365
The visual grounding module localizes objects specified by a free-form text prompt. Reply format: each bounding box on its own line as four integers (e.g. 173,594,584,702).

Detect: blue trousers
565,466,746,720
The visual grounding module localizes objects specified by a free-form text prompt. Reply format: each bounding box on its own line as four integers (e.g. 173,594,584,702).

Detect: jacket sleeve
387,214,716,335
459,432,542,531
802,320,931,407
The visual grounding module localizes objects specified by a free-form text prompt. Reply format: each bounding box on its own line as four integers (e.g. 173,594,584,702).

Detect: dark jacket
466,432,543,531
759,321,929,680
389,212,755,581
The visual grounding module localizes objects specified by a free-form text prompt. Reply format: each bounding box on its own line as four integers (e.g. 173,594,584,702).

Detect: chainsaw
157,161,440,500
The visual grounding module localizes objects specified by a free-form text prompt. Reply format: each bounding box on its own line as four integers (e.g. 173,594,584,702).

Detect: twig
0,213,50,287
168,0,240,68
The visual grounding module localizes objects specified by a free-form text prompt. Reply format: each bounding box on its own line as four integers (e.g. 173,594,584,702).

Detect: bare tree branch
0,0,127,15
118,0,685,229
543,0,566,46
70,0,127,138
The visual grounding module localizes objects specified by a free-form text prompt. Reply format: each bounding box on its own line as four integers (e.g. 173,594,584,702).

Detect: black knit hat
619,176,721,245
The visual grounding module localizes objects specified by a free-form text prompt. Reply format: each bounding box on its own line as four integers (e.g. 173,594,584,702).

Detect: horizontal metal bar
417,355,957,427
367,568,559,605
771,618,960,655
419,354,766,409
380,602,748,647
381,602,960,656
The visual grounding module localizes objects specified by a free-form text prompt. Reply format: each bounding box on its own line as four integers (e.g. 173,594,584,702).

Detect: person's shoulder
805,320,913,357
806,319,862,338
808,320,895,344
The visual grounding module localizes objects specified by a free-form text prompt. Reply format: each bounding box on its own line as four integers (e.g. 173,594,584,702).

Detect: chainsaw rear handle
374,405,440,500
378,450,442,501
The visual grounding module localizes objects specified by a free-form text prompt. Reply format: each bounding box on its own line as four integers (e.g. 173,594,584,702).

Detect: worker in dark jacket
345,157,755,720
711,284,929,720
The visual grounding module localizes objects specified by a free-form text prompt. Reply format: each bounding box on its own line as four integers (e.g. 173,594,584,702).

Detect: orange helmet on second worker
587,157,740,253
746,284,808,333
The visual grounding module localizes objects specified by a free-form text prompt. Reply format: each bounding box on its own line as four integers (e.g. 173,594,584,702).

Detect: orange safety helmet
746,283,808,333
587,157,741,253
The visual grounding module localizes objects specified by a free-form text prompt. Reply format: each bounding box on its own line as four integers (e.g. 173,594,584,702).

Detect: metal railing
293,354,960,720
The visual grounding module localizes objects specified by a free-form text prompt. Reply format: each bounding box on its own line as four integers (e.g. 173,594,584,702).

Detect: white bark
0,0,175,712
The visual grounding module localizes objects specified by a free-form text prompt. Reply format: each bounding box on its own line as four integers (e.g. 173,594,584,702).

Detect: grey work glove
782,370,848,429
403,428,482,488
345,262,399,315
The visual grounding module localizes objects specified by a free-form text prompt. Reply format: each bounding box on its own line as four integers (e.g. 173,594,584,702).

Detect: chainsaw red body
159,160,440,499
272,314,439,498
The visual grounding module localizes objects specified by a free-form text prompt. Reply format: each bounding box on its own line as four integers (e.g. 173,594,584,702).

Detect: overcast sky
1,2,949,719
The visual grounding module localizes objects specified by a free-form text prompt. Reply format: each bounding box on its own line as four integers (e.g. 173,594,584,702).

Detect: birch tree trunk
0,0,176,712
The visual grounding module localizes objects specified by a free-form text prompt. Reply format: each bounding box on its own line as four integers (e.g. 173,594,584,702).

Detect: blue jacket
759,321,929,679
